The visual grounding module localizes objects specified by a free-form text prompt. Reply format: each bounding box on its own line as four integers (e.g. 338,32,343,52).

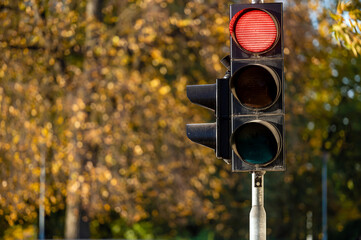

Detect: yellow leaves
309,129,323,150
72,98,86,112
347,179,354,190
0,63,7,78
175,202,192,217
101,189,109,198
134,145,143,156
284,47,290,55
134,19,145,31
48,58,55,66
331,0,361,55
320,90,331,103
159,85,170,95
324,141,332,150
29,182,40,192
211,54,222,72
104,204,111,211
61,29,75,38
318,19,330,37
52,161,62,175
311,57,320,65
177,19,192,28
93,46,106,57
12,135,20,145
8,106,19,117
138,26,157,44
105,154,114,166
18,2,26,11
150,48,164,63
57,116,64,125
336,0,351,14
5,212,18,227
68,153,75,162
0,0,248,231
209,178,222,195
150,78,160,88
175,76,187,93
68,180,80,193
208,165,216,174
41,127,49,138
110,178,117,186
104,170,112,181
308,1,319,11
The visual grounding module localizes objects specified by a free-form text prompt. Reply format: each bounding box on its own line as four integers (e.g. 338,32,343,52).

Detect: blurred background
0,0,361,239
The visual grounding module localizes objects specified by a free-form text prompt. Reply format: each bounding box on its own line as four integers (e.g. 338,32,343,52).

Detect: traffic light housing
186,58,232,163
229,3,285,172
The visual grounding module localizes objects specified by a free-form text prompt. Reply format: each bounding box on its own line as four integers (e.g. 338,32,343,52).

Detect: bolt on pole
250,171,266,240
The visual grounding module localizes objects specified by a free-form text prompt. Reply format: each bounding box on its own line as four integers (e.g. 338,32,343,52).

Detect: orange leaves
0,0,284,236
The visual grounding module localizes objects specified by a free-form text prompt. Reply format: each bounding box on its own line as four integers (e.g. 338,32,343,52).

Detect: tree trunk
65,137,80,239
64,0,102,238
65,196,79,238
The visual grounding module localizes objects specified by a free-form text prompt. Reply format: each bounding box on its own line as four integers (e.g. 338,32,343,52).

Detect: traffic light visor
231,120,281,166
230,8,279,54
230,64,280,110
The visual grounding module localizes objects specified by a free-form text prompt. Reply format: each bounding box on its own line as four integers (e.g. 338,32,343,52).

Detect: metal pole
250,171,266,240
252,0,264,3
39,149,45,240
322,152,328,240
249,1,265,239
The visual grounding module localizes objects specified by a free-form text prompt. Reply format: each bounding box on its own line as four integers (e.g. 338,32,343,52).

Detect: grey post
322,152,328,240
39,148,46,239
252,0,264,3
250,171,266,240
249,0,267,238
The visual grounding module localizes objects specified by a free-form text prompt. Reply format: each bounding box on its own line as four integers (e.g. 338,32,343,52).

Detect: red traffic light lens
230,65,280,109
230,9,279,53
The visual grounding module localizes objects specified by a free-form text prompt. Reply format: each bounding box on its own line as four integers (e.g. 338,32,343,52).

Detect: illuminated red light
230,9,278,53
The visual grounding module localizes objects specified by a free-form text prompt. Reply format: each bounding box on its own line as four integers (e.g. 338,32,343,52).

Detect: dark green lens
232,65,278,109
233,122,278,165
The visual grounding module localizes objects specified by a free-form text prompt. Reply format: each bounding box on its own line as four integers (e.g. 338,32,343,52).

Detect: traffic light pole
250,171,266,240
251,0,264,3
249,0,266,238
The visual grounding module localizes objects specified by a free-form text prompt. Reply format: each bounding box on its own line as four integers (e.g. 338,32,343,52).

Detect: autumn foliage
0,0,361,239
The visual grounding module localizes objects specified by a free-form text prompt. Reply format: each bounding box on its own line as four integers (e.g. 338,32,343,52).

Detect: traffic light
229,3,285,172
186,57,232,163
